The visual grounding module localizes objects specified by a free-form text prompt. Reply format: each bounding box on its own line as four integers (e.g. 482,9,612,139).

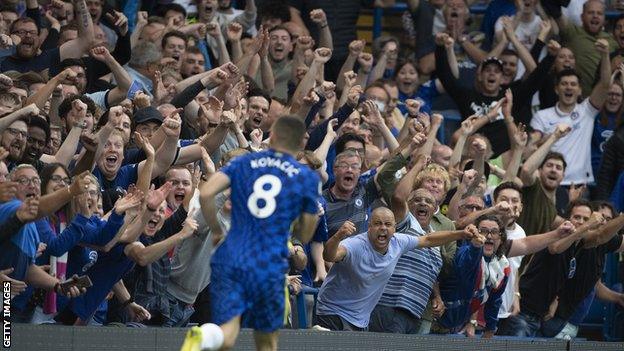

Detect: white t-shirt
494,15,541,80
530,98,597,185
494,15,541,51
498,223,526,319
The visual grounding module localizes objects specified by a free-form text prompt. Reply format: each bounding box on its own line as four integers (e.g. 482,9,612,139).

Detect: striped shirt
322,178,379,237
377,213,442,318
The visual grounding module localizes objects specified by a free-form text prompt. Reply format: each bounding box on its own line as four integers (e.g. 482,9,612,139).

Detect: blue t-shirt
316,233,420,328
591,113,617,177
69,242,136,321
398,80,438,116
0,200,40,281
213,149,321,275
0,48,61,74
92,163,139,192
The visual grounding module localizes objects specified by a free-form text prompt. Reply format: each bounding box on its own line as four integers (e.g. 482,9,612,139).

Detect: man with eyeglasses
322,149,384,237
0,164,93,320
0,0,95,74
0,119,28,167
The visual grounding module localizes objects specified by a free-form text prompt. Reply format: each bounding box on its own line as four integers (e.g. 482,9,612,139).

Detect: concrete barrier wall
8,324,624,351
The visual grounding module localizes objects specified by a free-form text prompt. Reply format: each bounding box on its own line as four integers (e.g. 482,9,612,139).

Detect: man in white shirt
530,39,611,186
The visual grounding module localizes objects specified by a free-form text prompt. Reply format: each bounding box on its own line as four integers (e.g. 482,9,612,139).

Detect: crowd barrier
7,324,624,351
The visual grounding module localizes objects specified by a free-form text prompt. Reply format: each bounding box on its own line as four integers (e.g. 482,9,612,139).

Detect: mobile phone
59,275,93,294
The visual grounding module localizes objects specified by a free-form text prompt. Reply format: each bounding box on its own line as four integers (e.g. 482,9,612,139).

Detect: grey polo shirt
322,178,379,237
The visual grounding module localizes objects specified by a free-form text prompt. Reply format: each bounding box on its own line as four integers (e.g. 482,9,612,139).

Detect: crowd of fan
0,0,623,341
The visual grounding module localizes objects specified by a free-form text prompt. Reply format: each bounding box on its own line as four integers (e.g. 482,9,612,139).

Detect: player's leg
252,331,279,351
248,275,286,351
200,264,246,350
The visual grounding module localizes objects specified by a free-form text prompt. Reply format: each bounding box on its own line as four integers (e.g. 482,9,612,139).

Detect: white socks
199,323,225,351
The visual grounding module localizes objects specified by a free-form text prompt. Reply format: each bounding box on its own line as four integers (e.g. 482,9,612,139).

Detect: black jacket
596,125,624,200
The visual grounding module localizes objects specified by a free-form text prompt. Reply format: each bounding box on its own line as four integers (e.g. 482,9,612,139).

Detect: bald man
315,207,477,331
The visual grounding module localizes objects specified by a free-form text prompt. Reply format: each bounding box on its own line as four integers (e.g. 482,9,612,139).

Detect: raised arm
89,46,131,107
548,214,603,254
418,225,478,248
140,112,181,179
310,9,333,51
59,0,95,60
133,133,155,193
323,221,356,262
337,40,364,91
589,39,612,109
291,48,332,112
257,29,275,94
519,124,570,186
199,171,231,246
508,221,575,257
36,171,92,219
206,22,231,66
583,213,624,248
125,214,198,266
0,104,39,134
390,144,428,222
501,16,536,74
24,69,75,110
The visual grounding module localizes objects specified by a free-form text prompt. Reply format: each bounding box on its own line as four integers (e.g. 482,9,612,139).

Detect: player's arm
199,172,231,245
323,221,356,262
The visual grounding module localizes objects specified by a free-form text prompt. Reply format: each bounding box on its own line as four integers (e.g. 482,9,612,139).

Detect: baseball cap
482,57,503,71
134,106,164,126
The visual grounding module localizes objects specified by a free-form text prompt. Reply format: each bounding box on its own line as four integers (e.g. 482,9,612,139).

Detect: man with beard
0,0,95,73
315,207,478,331
544,0,617,96
254,25,292,100
180,47,206,78
531,43,611,187
242,90,271,140
20,117,50,173
517,124,571,236
0,104,39,170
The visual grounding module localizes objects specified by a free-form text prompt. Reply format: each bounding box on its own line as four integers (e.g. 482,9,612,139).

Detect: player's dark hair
271,115,307,152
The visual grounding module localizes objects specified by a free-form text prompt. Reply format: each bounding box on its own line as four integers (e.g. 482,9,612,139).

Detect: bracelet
320,23,328,29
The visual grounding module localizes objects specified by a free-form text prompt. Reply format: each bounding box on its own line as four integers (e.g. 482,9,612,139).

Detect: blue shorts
210,263,286,332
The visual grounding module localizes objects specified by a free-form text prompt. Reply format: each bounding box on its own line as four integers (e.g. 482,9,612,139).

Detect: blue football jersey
213,149,320,273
